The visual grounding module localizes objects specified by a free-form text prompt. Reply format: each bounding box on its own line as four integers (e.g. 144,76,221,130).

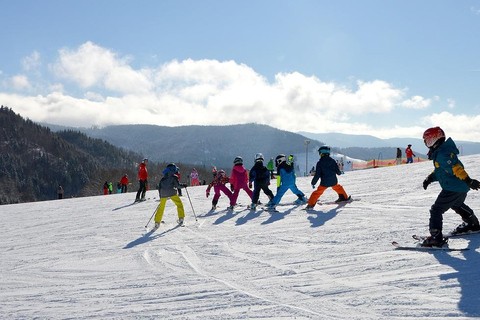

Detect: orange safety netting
352,157,428,170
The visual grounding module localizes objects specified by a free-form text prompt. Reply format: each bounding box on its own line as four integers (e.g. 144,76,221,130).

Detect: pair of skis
392,231,480,251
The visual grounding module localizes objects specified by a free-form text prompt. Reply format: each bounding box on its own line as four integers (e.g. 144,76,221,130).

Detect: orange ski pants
307,184,348,206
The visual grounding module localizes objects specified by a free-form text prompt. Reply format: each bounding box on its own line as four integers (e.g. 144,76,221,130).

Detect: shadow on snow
123,225,180,249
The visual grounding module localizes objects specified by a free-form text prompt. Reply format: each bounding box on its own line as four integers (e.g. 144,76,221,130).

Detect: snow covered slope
2,155,480,319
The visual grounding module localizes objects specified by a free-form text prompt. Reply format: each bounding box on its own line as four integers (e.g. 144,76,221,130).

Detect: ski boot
335,194,351,203
154,222,161,229
248,203,257,210
177,218,184,226
453,221,480,235
264,203,276,211
422,229,448,247
294,196,307,204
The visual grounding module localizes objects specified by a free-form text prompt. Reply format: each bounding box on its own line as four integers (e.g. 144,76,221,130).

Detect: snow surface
2,156,480,319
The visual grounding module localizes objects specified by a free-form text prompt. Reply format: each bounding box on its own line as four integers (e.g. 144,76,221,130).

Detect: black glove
423,175,433,190
181,183,187,188
230,184,234,192
465,177,480,190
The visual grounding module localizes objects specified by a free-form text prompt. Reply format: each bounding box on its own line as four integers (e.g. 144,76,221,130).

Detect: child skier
229,156,253,209
153,163,187,228
265,154,307,210
306,146,350,210
421,126,480,247
206,169,233,210
190,169,200,186
248,153,274,209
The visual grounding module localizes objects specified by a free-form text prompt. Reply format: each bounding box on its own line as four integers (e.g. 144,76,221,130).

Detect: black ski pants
429,190,474,232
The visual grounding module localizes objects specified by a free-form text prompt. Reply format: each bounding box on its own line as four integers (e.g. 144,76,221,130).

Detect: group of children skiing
141,126,480,248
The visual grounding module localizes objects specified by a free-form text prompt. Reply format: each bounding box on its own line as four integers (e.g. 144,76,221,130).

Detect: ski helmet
255,153,264,162
275,154,286,167
423,127,445,148
318,145,331,155
217,169,226,176
233,156,243,165
165,163,179,173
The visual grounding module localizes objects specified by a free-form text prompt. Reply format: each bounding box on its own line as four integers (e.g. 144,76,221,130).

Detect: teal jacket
428,138,470,193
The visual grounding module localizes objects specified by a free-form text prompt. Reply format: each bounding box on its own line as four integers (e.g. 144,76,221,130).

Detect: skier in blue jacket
265,154,307,210
421,126,480,247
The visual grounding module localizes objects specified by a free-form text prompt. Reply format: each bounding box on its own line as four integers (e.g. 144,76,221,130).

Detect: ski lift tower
305,140,310,176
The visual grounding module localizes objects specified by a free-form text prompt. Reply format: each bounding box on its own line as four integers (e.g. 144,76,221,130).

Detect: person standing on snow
265,154,307,210
190,169,200,186
229,156,253,209
267,157,275,179
153,163,187,228
405,144,416,164
57,185,64,199
135,158,148,202
120,174,129,193
305,146,350,210
248,153,274,209
396,148,402,165
421,126,480,247
206,169,233,210
103,181,109,195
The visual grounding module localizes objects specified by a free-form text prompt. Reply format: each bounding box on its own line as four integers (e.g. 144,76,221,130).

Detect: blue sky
1,1,480,141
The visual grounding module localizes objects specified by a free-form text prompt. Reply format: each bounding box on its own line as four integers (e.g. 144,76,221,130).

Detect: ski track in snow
3,156,480,319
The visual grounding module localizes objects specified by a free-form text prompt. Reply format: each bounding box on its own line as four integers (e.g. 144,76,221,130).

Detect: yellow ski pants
154,195,185,223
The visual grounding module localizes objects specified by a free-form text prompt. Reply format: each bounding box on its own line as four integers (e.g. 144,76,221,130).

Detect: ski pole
145,203,160,229
184,186,198,221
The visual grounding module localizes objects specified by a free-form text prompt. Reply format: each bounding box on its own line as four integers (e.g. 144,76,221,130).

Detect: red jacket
138,163,148,181
405,147,415,158
120,175,129,185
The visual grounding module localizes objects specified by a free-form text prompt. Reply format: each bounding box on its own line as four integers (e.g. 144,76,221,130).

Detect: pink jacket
230,165,249,189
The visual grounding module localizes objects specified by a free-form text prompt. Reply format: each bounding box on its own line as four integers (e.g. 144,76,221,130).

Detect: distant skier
305,146,350,210
57,185,64,199
103,181,109,195
154,163,187,228
405,144,416,164
248,153,274,209
229,156,253,209
190,169,200,186
267,157,275,179
135,158,148,202
265,154,306,210
396,148,402,165
120,174,129,193
206,169,233,210
421,126,480,247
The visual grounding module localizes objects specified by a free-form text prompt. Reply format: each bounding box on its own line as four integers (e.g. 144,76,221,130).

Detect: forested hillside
0,107,212,204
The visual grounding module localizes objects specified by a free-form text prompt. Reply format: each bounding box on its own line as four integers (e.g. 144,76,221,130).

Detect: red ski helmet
423,126,445,148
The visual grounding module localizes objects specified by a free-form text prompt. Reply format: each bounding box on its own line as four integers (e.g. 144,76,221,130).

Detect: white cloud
422,111,480,141
400,95,431,109
52,41,152,94
11,75,31,90
84,92,105,102
22,51,41,71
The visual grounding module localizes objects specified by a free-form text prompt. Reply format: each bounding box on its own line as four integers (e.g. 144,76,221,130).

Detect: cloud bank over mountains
1,41,478,141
